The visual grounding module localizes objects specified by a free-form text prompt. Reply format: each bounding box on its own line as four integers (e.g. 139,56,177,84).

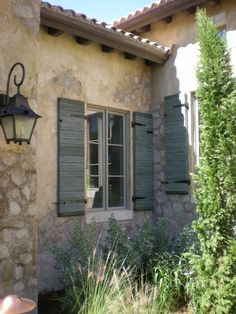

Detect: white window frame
86,106,129,212
191,93,200,168
189,92,200,203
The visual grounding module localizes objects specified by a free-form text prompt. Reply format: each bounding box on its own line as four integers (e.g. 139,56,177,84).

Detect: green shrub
154,253,188,313
50,220,101,311
151,226,198,313
51,217,197,313
187,9,236,314
105,217,173,276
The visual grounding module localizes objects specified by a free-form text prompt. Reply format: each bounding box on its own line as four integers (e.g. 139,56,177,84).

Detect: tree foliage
187,9,236,314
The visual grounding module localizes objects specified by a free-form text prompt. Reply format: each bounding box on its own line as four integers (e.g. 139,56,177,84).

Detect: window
86,108,127,210
57,98,154,218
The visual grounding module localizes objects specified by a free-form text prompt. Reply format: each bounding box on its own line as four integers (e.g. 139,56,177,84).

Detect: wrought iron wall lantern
0,62,41,144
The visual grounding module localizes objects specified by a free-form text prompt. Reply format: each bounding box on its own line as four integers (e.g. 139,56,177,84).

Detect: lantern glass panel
14,115,36,140
1,116,14,140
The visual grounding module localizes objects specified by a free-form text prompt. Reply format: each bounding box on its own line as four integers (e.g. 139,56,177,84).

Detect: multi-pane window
87,108,126,210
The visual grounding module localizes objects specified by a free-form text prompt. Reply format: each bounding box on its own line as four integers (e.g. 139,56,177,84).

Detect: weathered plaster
1,0,235,301
37,29,153,292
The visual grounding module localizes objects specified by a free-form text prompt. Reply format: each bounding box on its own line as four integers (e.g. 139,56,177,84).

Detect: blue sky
47,0,154,23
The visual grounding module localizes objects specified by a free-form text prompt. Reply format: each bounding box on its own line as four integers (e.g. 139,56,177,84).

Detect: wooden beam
185,6,196,14
48,26,63,36
76,36,92,45
134,24,151,35
145,59,156,66
41,9,168,64
101,45,114,52
212,0,221,4
162,15,172,23
124,52,137,60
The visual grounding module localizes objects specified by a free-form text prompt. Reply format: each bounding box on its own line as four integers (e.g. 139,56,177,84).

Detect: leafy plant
151,226,198,313
187,9,236,314
154,253,188,313
50,220,101,310
105,216,174,276
51,217,197,313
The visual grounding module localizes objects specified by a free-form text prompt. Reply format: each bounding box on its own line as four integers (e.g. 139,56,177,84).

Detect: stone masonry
0,0,41,307
0,147,37,299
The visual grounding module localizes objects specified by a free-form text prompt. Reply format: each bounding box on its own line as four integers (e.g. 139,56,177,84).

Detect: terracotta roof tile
113,0,209,28
41,1,170,55
113,1,162,26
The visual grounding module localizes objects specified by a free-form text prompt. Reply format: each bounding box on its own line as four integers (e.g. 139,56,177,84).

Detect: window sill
86,209,133,224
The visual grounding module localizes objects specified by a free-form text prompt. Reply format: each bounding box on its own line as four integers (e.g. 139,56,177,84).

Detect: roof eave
40,7,169,65
115,0,207,31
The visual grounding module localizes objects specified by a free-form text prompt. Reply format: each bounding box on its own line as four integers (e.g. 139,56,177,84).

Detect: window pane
88,112,102,142
89,143,98,164
88,176,99,188
87,109,104,209
108,114,123,144
108,177,124,207
89,165,98,175
108,146,123,175
217,28,226,39
87,183,103,209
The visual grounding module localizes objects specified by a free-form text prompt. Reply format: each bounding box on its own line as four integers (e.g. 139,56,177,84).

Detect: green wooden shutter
164,94,189,194
57,98,85,216
133,112,154,210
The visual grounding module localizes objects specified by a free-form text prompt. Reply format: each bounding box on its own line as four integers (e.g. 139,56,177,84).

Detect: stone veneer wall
0,0,40,305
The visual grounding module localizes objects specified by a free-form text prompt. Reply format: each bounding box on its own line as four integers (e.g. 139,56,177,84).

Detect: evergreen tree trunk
187,9,236,314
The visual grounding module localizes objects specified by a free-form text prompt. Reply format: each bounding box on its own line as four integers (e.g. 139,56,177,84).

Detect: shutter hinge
173,103,189,109
132,196,146,202
55,198,87,205
174,179,190,185
162,179,190,185
132,122,145,128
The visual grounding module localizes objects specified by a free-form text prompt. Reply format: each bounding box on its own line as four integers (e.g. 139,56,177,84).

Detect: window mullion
123,115,127,209
104,110,108,210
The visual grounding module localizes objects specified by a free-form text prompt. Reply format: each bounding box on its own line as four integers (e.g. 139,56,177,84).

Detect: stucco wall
0,0,40,305
37,29,153,292
1,0,234,300
147,0,236,233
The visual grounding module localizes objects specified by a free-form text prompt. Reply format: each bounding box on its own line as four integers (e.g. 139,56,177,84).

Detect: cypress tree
187,9,236,314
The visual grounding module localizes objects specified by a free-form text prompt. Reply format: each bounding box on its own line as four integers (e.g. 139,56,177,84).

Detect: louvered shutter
164,94,189,194
57,98,85,216
133,112,154,210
